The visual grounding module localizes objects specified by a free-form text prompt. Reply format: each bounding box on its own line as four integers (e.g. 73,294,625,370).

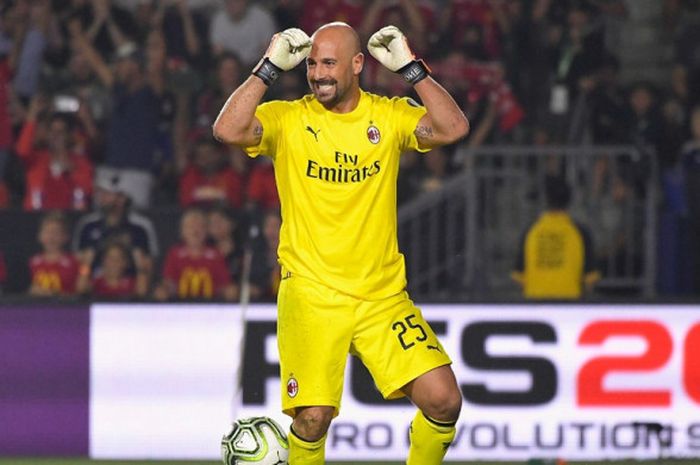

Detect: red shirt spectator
247,159,279,210
162,244,231,299
29,254,81,295
179,138,244,208
443,0,505,59
15,114,93,211
156,208,235,300
28,212,80,296
91,275,136,298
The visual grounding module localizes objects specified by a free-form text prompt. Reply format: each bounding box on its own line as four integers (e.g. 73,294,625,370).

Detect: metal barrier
398,145,657,300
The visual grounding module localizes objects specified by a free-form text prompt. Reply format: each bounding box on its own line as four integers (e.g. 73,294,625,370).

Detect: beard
309,78,343,107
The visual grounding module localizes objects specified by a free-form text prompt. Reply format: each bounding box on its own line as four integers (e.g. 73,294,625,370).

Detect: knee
422,386,462,423
292,406,334,441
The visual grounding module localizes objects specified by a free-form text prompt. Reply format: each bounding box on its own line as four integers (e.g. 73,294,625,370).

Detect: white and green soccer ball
221,416,289,465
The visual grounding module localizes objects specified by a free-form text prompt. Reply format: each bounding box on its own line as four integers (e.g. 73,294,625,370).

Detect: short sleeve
392,97,429,154
244,100,290,159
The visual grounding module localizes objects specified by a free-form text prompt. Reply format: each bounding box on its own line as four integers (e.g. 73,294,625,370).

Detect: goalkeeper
213,22,469,465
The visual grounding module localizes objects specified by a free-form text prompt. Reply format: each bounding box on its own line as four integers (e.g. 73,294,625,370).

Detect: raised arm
412,76,470,148
212,28,311,147
211,75,268,147
368,25,469,148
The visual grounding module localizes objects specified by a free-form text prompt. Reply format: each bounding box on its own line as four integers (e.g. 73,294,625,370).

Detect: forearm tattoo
415,125,434,139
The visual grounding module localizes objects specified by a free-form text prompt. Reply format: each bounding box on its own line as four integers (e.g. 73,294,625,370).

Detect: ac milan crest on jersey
367,125,380,144
286,376,299,398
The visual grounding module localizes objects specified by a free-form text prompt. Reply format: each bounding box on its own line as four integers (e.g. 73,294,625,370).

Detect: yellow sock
406,411,457,465
287,426,326,465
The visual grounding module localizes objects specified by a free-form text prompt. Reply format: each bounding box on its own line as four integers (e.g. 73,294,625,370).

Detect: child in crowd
76,241,149,299
154,207,237,301
28,211,80,296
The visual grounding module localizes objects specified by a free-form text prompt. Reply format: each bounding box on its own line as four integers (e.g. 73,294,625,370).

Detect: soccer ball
221,416,289,465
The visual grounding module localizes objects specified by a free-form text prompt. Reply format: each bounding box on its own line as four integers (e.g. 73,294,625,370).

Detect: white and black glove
253,28,311,86
367,25,430,85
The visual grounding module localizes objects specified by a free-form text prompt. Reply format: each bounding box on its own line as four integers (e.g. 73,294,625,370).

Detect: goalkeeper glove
367,25,430,85
253,28,311,86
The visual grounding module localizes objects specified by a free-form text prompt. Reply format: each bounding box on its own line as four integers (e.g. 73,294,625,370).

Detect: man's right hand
266,28,311,71
253,28,311,86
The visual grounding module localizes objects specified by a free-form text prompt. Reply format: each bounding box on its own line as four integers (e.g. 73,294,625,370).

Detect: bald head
311,22,362,56
306,21,364,112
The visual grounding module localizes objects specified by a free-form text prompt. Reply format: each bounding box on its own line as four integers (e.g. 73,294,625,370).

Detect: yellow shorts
276,273,452,417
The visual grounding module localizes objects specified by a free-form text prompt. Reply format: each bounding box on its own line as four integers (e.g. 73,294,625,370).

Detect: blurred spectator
9,0,53,103
72,171,158,286
0,53,12,207
589,160,640,282
359,0,436,96
209,0,276,67
248,209,281,302
589,0,628,55
465,100,498,148
65,0,139,57
207,205,244,285
626,82,665,162
679,105,700,294
179,137,244,208
682,106,700,215
660,64,691,167
512,176,599,299
115,0,220,14
143,29,180,203
15,99,94,211
246,156,279,212
39,42,107,142
670,0,700,108
76,240,148,299
438,0,507,60
587,53,628,145
543,2,603,129
359,0,436,55
191,52,243,143
154,207,237,300
434,49,524,135
73,29,169,208
150,0,207,67
28,211,80,296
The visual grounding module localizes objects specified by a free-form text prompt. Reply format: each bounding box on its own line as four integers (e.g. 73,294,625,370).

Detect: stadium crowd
0,0,699,299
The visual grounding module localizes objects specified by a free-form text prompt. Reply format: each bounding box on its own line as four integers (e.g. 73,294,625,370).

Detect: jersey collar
309,89,369,122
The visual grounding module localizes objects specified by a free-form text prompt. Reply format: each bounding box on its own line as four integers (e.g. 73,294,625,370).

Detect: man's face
306,31,361,108
95,187,126,214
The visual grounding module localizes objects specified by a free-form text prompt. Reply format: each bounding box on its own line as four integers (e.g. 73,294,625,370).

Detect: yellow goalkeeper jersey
245,90,428,300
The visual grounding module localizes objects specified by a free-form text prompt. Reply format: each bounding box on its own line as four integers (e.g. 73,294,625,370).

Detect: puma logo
306,126,321,141
427,344,442,353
